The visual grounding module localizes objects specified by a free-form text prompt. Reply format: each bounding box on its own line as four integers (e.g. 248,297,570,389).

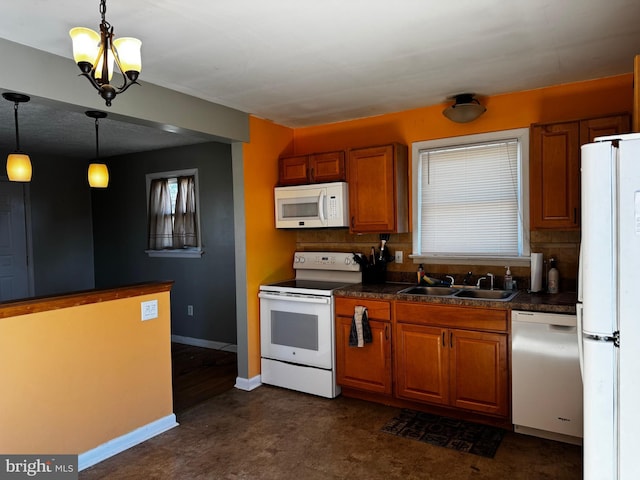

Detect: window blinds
419,139,520,256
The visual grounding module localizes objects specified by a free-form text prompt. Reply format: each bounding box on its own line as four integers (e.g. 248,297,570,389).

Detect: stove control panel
293,252,360,271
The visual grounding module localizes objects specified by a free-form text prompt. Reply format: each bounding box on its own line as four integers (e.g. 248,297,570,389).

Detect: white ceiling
0,0,639,157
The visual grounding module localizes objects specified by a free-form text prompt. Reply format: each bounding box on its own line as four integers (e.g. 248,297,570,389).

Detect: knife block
363,262,387,284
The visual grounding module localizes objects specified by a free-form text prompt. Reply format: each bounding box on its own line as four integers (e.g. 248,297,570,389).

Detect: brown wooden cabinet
347,143,408,233
530,113,630,229
394,302,509,418
278,150,346,185
335,297,392,395
395,322,449,405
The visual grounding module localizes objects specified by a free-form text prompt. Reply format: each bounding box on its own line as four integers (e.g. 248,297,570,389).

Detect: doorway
0,179,32,301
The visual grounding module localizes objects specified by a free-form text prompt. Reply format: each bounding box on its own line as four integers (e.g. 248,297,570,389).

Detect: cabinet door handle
351,216,355,228
442,332,445,347
450,332,453,349
574,207,577,224
385,324,389,341
310,167,315,182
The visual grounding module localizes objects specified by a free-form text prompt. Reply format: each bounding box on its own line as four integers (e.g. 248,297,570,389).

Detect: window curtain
173,176,197,248
147,178,173,249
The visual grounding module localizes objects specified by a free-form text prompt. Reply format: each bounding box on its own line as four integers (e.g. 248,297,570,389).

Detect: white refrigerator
579,133,640,480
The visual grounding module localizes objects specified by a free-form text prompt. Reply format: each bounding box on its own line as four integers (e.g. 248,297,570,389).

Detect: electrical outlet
395,250,403,264
141,300,158,321
187,305,194,316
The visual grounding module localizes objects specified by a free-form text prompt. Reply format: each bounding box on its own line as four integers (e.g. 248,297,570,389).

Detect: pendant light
443,93,486,123
2,92,32,182
70,0,142,107
86,110,109,188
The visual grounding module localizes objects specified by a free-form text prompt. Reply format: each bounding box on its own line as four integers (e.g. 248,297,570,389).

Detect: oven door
259,291,334,369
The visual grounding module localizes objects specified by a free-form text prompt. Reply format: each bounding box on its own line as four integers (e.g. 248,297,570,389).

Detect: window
411,128,529,264
146,169,203,258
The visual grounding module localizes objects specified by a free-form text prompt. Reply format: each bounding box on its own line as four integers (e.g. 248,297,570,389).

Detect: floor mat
381,408,505,458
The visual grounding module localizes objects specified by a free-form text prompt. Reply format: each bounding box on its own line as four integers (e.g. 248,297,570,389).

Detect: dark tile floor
80,385,582,479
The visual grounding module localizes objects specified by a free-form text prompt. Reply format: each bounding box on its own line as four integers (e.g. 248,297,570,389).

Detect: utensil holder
363,262,387,284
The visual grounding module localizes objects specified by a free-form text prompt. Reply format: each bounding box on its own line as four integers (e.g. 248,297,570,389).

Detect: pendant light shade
86,110,109,188
443,93,486,123
88,163,109,188
6,153,32,182
3,92,32,182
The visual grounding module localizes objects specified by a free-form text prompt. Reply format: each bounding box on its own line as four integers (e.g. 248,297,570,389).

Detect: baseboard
235,375,261,391
78,414,179,471
171,334,238,353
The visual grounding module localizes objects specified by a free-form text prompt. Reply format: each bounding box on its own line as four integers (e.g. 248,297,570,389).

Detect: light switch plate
141,300,158,321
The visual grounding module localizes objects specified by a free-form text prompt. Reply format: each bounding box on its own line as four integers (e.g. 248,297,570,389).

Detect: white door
0,180,30,301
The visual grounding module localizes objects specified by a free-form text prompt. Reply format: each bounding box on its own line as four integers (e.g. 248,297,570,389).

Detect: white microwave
274,182,349,228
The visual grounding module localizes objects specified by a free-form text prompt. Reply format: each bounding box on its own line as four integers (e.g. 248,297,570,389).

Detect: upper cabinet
278,150,346,186
348,143,408,233
530,113,630,230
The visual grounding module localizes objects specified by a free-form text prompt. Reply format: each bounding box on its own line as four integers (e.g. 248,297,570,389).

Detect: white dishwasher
511,310,583,445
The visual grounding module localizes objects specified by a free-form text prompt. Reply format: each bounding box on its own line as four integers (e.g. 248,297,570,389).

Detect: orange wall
0,292,173,454
242,74,633,379
243,116,296,377
292,74,633,153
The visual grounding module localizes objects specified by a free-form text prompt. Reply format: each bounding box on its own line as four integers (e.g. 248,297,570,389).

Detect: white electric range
258,252,362,398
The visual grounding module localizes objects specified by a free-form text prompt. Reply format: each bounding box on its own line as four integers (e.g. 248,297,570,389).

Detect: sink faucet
462,272,472,286
445,275,455,286
487,273,495,290
477,273,495,290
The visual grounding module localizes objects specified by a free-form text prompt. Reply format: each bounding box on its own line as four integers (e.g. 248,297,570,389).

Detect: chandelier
69,0,142,107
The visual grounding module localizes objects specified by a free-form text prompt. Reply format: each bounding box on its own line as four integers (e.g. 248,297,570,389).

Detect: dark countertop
334,282,577,314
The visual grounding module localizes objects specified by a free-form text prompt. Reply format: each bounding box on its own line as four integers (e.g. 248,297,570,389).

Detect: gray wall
91,142,237,344
30,154,95,296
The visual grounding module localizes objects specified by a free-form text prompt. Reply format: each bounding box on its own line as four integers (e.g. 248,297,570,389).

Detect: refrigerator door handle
577,245,583,303
576,303,584,380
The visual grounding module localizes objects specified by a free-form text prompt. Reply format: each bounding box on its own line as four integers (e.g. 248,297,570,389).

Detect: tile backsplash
296,228,579,292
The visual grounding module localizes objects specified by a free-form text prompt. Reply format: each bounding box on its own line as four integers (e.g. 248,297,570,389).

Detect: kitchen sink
397,285,519,302
397,286,458,296
453,289,519,301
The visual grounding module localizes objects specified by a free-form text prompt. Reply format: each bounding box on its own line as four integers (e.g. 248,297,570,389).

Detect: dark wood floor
171,342,237,414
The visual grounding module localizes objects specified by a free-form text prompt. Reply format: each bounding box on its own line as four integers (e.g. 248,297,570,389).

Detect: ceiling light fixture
442,93,486,123
86,110,109,188
3,92,32,182
70,0,142,107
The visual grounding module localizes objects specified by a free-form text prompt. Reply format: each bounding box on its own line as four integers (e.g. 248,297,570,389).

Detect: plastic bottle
504,266,513,291
548,258,559,294
417,264,424,284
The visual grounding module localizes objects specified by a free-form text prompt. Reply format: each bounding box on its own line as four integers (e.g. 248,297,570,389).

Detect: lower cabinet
394,302,509,418
335,297,392,395
395,324,508,416
335,297,510,421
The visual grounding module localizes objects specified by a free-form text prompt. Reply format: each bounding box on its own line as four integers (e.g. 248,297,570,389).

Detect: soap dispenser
548,258,559,294
504,266,513,291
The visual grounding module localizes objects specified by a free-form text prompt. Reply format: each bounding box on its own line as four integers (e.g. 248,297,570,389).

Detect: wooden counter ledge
0,281,174,319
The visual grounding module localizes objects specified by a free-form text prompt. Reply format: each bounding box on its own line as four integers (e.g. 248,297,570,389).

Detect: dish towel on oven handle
349,306,372,347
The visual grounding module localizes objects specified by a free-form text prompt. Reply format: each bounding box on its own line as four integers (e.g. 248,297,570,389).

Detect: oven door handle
258,292,331,304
